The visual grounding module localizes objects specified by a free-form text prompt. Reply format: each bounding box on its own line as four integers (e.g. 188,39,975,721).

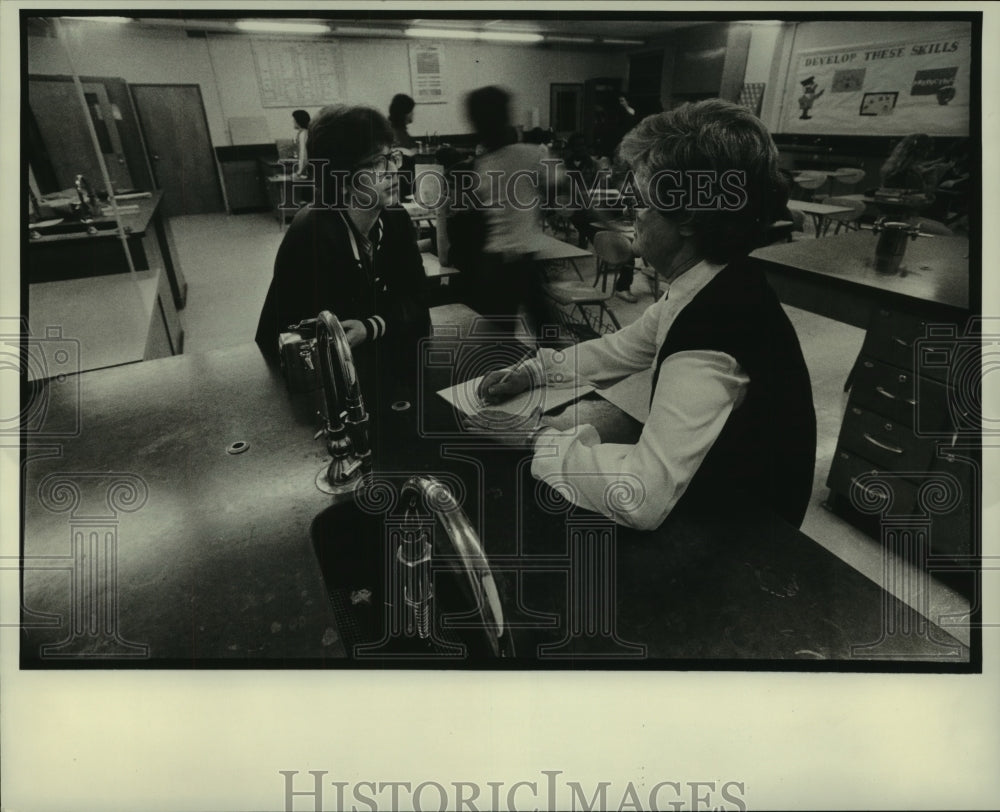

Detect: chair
543,281,621,340
830,167,866,196
820,196,866,236
909,217,954,236
792,170,829,201
592,230,635,293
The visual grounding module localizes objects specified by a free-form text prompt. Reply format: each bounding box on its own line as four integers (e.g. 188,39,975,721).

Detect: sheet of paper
437,375,595,418
594,369,652,424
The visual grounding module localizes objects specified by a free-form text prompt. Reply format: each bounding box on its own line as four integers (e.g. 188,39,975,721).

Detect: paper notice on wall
409,42,448,104
251,38,343,108
781,31,971,135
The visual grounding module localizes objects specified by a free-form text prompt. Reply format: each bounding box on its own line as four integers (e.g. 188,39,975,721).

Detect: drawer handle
892,335,913,348
863,433,904,455
850,477,882,500
876,385,896,400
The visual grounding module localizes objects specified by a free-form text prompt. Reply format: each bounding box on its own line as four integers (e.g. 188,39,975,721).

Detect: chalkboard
250,38,343,108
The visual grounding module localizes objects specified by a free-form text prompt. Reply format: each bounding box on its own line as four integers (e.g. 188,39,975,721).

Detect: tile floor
168,210,971,648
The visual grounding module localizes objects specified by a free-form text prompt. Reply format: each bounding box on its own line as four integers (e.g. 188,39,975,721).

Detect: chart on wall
251,38,343,108
781,32,971,135
408,42,448,104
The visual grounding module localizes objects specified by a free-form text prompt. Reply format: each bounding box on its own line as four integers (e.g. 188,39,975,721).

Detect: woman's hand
477,365,534,406
340,319,368,349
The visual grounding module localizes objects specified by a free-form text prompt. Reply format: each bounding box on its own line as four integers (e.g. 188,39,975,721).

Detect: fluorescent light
62,16,131,24
405,27,542,43
479,31,543,43
545,35,596,44
334,26,402,37
405,28,480,40
235,20,330,35
603,38,645,46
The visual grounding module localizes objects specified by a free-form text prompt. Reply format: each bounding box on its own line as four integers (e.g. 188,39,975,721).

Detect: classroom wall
28,19,628,147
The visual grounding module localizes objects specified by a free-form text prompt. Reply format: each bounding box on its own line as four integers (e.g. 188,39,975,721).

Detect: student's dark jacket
650,257,817,528
254,205,431,410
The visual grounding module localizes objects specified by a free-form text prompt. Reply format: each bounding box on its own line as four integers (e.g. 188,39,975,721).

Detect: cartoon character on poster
798,76,825,120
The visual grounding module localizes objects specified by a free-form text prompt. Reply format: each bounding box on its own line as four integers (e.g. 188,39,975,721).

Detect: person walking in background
464,85,553,342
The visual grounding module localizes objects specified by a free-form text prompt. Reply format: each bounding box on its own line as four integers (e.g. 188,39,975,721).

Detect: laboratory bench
28,189,188,310
20,327,973,668
748,232,976,589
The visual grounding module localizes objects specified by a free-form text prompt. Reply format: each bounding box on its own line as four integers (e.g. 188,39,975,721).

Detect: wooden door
130,84,224,217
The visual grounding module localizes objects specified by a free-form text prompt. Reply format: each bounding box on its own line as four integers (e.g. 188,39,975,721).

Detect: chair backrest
794,170,828,190
910,217,953,236
413,164,446,208
593,230,634,265
824,196,866,222
832,167,866,186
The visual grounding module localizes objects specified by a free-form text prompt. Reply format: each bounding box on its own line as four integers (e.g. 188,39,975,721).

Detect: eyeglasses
359,149,404,173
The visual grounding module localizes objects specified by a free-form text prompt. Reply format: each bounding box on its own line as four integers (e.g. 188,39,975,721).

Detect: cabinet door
29,78,133,193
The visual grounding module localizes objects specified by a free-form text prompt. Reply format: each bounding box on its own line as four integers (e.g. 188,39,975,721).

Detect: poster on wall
251,38,343,107
781,32,971,135
408,42,448,103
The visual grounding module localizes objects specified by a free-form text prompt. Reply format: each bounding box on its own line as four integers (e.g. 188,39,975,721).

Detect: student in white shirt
475,99,817,531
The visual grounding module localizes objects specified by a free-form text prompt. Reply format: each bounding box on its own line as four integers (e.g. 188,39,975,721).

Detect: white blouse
527,259,750,530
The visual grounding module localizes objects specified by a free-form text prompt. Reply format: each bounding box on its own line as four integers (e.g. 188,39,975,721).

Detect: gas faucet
399,475,513,657
314,310,371,497
74,174,102,218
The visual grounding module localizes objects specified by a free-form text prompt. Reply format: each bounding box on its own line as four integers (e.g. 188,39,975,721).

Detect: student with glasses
255,105,430,415
476,100,816,532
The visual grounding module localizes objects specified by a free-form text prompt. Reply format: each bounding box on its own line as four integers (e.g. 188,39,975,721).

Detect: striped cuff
364,315,387,341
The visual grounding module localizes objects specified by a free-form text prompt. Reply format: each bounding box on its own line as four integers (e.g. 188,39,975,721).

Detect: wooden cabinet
215,144,278,213
826,304,976,565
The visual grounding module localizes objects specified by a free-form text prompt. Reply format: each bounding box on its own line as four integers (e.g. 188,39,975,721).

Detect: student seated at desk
255,105,430,411
476,100,817,531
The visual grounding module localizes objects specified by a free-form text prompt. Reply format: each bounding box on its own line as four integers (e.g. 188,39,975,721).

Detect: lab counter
20,338,973,668
28,190,188,309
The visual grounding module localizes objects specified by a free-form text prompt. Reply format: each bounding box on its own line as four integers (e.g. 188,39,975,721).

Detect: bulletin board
250,38,343,108
780,31,971,135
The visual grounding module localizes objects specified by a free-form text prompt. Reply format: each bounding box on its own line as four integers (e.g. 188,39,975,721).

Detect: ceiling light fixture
334,26,403,37
405,27,542,43
602,38,645,46
61,16,132,24
545,35,596,44
235,20,330,35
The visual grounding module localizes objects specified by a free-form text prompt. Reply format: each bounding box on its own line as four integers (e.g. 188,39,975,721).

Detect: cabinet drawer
851,357,950,430
862,308,957,382
826,448,918,514
837,405,939,472
927,450,976,556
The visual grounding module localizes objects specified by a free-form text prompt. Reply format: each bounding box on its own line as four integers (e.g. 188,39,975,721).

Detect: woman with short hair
255,105,430,412
478,99,816,531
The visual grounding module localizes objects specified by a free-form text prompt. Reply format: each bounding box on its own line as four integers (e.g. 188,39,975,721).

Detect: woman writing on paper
476,100,816,531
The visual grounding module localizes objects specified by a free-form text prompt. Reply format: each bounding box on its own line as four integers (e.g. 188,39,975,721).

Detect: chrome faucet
74,174,102,218
314,310,372,497
399,475,514,657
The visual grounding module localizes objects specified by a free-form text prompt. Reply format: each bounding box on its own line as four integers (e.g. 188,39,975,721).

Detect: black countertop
21,341,972,668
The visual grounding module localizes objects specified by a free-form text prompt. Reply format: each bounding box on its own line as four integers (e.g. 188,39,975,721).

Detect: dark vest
651,259,817,528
